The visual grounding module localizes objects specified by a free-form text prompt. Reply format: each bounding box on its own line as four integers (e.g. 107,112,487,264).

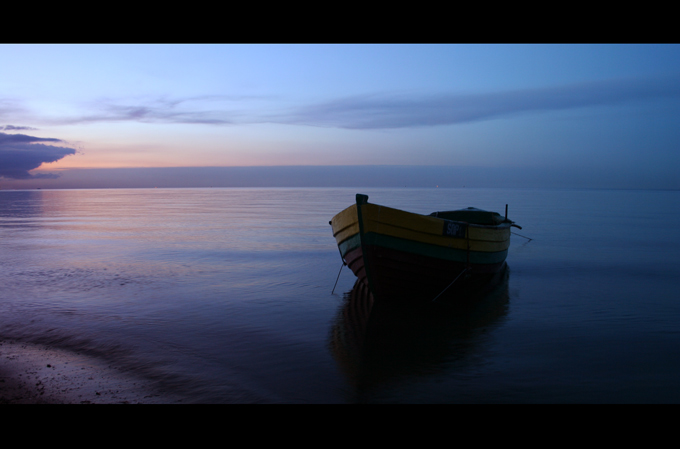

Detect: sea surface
1,187,679,403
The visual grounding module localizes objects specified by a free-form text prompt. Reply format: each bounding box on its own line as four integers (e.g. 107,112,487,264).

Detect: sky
1,44,679,189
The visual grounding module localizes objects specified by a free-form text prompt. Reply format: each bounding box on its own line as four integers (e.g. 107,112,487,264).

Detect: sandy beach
0,339,181,404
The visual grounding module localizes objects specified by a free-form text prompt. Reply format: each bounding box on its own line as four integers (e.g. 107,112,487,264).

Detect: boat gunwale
355,202,512,230
331,201,512,251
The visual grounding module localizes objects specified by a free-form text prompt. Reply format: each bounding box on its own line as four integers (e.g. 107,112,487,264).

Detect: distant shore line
2,165,677,190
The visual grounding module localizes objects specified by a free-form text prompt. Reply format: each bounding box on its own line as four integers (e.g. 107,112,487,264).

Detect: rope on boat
331,261,346,295
432,267,469,302
511,231,532,242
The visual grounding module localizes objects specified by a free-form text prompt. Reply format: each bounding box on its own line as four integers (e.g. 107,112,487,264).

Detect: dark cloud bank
0,131,76,179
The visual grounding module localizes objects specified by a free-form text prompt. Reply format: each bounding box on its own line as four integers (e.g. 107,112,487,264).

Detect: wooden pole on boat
505,204,508,220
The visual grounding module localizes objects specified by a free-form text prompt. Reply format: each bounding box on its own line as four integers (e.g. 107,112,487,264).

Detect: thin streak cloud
7,74,680,130
279,74,680,129
57,95,276,126
1,125,38,131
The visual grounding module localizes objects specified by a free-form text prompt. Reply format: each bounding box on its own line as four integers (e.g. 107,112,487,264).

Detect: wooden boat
330,194,520,302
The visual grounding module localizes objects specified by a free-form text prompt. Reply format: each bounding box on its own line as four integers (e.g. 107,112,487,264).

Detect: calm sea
1,187,679,403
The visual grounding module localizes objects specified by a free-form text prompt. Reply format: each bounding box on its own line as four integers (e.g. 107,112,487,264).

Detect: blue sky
1,44,679,188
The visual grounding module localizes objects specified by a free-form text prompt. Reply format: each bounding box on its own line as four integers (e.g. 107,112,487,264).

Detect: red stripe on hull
344,246,368,288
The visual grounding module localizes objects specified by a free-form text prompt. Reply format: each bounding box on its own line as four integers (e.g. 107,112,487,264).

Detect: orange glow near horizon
29,135,384,171
31,149,346,172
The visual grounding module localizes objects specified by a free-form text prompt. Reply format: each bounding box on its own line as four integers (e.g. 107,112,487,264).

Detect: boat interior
428,207,507,226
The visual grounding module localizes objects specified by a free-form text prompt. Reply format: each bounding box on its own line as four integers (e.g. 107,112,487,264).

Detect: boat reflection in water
329,263,510,402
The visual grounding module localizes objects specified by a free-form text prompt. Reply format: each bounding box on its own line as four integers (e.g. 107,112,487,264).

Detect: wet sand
0,339,182,404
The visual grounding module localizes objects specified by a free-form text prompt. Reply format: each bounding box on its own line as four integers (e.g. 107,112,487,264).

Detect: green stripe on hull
338,233,361,255
339,232,507,265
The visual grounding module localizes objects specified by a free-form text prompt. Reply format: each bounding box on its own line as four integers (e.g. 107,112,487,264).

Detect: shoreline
0,339,181,404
